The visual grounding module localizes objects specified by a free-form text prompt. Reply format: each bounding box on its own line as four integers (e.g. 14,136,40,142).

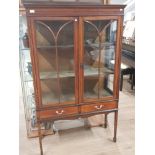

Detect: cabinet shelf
36,43,113,50
37,45,74,49
24,66,113,82
84,89,112,98
40,71,75,79
85,42,114,49
42,92,75,105
39,66,113,80
24,74,33,82
84,66,113,76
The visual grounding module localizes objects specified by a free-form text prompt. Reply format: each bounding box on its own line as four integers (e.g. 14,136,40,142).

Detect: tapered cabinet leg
120,73,123,91
38,122,43,155
104,113,108,128
113,111,118,142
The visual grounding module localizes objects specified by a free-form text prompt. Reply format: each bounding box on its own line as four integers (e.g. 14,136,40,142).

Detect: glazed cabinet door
79,16,122,103
31,17,78,107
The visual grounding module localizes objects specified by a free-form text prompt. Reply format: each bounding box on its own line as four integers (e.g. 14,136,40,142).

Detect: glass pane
35,20,75,105
84,20,117,99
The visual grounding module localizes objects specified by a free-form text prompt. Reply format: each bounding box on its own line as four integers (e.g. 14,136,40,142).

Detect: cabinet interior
34,19,117,105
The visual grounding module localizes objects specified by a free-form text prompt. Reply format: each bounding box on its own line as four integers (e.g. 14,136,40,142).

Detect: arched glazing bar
36,20,74,104
84,20,114,99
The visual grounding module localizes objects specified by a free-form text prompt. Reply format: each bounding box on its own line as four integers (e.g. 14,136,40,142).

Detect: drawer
38,106,78,119
81,102,117,113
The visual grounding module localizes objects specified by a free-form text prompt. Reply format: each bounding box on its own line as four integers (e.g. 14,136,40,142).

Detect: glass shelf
37,44,74,49
40,71,75,79
84,89,112,99
85,42,114,49
36,43,114,50
21,47,30,51
42,92,75,105
84,65,113,76
22,66,113,83
24,73,33,82
38,66,113,80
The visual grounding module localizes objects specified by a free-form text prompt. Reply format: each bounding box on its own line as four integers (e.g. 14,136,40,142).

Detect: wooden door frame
78,16,123,104
27,16,79,110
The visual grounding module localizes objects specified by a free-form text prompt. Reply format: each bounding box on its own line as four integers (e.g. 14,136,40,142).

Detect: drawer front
38,107,78,119
81,102,117,113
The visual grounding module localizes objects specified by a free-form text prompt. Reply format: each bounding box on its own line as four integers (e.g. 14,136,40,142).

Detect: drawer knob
94,105,103,110
56,110,64,115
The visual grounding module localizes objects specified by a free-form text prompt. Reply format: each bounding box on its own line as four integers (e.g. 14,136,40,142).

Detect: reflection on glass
84,20,117,99
35,20,75,105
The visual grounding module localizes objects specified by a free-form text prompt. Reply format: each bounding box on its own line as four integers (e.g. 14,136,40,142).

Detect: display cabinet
19,12,54,138
23,0,125,154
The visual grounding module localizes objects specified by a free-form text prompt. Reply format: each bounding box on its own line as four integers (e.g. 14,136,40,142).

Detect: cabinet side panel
113,16,124,99
27,17,42,108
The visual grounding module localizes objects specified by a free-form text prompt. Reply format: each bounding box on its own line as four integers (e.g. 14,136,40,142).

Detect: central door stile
79,17,84,105
73,17,80,111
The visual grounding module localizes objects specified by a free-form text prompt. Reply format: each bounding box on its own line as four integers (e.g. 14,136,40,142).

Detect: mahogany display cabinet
23,1,125,154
